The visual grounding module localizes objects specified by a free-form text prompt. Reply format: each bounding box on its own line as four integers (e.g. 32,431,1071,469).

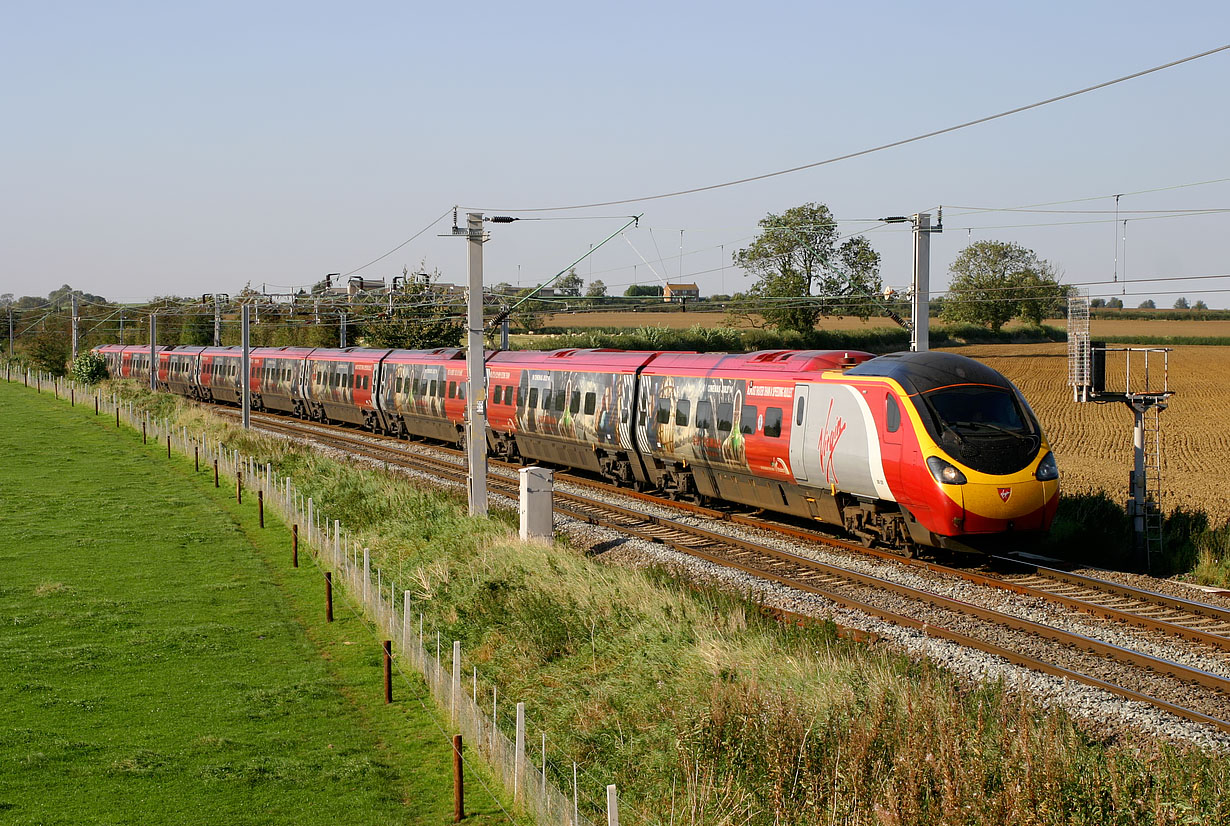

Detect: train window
429,379,437,397
583,392,596,415
395,376,403,393
540,391,551,410
515,386,523,406
717,402,733,433
457,383,465,400
528,387,539,408
570,391,581,415
695,400,712,429
492,386,503,405
886,395,900,432
553,391,565,412
764,407,783,438
655,398,671,425
675,400,690,427
437,380,446,398
740,404,758,435
347,374,354,389
795,397,806,426
448,381,456,399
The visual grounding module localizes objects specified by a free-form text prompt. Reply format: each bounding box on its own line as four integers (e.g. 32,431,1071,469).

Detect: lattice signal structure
1067,292,1092,402
1067,291,1174,567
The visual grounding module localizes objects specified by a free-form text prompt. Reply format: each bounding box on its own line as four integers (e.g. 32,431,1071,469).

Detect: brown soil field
546,312,1230,337
950,343,1230,522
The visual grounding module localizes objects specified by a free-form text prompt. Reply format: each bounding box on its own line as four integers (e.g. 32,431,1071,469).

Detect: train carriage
161,347,204,397
487,349,658,484
634,349,874,509
374,348,469,443
96,344,127,378
303,348,384,428
199,347,243,404
249,347,313,416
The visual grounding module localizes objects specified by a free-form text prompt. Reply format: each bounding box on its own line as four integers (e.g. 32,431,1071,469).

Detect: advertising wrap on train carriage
515,369,621,444
636,374,793,475
790,383,890,500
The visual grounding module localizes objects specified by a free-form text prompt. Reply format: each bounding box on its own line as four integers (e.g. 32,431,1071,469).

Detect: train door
880,390,904,496
789,385,811,482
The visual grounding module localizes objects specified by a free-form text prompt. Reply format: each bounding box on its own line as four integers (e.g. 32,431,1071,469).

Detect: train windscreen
918,385,1041,474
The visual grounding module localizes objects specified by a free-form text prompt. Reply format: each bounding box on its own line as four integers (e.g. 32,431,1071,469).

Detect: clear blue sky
2,1,1228,308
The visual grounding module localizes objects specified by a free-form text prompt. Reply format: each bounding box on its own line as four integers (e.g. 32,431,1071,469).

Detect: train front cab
845,352,1060,553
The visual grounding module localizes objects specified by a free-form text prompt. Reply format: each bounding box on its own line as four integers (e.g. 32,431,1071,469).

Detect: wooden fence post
258,490,264,528
214,459,219,488
607,784,619,826
325,572,334,622
292,525,299,567
236,470,242,504
453,735,465,822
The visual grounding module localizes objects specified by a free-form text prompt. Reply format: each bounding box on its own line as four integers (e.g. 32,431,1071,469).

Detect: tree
585,280,607,298
26,330,69,377
556,268,583,297
1173,297,1190,310
359,270,463,349
734,203,882,333
1107,297,1124,309
1138,299,1156,309
941,241,1064,332
624,285,663,298
1194,300,1209,311
179,311,214,345
1089,298,1106,308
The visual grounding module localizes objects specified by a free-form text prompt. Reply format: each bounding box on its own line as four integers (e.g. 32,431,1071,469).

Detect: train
95,343,1060,554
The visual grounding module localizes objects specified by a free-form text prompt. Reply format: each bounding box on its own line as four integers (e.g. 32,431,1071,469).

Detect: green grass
0,380,516,825
92,381,1230,826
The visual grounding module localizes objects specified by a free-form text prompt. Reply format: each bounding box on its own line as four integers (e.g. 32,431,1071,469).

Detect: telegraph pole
339,312,347,348
119,309,125,344
911,212,932,353
213,294,222,346
71,293,79,363
241,304,251,429
148,314,157,390
466,212,488,517
7,308,13,357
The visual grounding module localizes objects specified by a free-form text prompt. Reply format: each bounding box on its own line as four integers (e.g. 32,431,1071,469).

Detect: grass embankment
93,380,1230,826
0,380,513,825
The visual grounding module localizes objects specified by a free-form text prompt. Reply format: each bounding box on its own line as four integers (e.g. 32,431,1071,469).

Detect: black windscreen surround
848,351,1041,474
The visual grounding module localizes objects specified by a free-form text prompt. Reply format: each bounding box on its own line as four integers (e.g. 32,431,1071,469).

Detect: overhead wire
468,44,1230,212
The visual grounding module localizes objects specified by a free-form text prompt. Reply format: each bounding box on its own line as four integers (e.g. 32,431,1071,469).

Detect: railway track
216,407,1230,734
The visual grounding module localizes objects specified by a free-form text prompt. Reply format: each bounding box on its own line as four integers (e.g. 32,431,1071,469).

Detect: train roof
845,351,1014,395
488,348,660,371
384,348,467,363
304,347,388,363
641,349,874,376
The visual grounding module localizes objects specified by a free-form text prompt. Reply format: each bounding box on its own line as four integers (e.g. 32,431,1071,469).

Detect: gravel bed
242,417,1230,752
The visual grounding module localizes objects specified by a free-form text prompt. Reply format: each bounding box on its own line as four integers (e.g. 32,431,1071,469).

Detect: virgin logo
816,398,847,485
998,487,1011,502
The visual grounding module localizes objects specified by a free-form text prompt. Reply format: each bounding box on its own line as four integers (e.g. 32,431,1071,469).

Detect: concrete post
519,467,554,542
466,212,488,517
241,304,251,429
911,212,931,353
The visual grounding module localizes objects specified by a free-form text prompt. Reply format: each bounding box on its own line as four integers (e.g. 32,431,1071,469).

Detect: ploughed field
950,343,1230,521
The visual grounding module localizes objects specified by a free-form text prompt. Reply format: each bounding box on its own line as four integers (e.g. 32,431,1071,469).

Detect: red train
96,343,1060,553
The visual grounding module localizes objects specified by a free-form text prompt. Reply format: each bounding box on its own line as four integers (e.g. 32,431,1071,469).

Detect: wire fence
14,369,616,826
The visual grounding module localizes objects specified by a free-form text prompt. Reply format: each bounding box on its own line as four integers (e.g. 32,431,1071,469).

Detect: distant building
663,283,700,303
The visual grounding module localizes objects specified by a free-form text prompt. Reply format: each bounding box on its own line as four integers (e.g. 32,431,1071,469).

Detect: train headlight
926,456,967,485
1035,452,1059,481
